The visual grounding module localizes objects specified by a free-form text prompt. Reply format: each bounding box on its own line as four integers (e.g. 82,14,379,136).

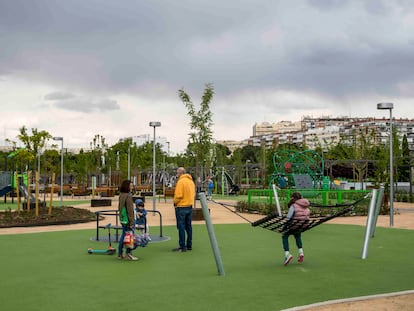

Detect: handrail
95,209,119,241
95,209,163,241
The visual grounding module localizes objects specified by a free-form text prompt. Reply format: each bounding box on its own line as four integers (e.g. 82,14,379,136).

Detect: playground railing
247,188,371,208
95,209,163,242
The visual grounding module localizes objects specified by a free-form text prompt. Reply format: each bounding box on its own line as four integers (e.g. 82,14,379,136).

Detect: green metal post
199,192,225,276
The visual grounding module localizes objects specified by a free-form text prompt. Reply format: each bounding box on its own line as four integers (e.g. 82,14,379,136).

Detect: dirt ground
1,198,413,310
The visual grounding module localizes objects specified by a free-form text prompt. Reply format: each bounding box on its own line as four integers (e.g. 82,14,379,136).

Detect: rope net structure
212,193,370,235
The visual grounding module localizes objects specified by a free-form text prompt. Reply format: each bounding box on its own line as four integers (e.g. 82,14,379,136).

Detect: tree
13,126,52,173
179,83,214,179
214,143,232,166
400,134,410,182
239,145,260,163
89,134,108,185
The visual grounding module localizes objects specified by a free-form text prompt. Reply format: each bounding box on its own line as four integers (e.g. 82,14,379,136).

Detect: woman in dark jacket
118,180,138,260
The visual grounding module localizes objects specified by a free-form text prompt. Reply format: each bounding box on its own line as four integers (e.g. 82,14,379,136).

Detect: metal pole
60,139,63,205
272,183,282,217
370,187,384,238
152,126,156,213
37,152,40,201
377,103,394,228
149,121,161,214
128,145,131,180
362,189,378,259
389,109,394,227
245,160,250,186
199,192,225,276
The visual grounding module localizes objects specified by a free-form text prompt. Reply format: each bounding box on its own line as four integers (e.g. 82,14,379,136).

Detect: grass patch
0,223,413,310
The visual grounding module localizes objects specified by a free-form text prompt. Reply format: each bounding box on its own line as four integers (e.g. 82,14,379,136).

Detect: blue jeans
282,231,302,252
118,225,132,256
175,207,192,249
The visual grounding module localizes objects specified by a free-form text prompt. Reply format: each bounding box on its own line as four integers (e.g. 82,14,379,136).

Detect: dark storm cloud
307,0,347,10
44,92,75,101
1,0,414,104
52,97,119,113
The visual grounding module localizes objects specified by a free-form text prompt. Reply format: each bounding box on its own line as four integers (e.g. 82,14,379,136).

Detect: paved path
0,198,413,235
0,198,265,235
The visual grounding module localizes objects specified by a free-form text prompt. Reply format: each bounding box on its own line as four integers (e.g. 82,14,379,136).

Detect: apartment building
221,116,414,152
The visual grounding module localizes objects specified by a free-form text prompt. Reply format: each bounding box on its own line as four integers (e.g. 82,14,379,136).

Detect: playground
0,196,413,310
1,147,414,309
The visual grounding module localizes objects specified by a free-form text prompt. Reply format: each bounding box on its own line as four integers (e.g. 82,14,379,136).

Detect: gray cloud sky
1,0,414,152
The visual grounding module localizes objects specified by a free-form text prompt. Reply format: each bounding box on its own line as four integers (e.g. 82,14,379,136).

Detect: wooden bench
95,187,117,197
159,188,175,203
192,208,210,221
91,199,112,207
72,187,90,197
141,191,153,197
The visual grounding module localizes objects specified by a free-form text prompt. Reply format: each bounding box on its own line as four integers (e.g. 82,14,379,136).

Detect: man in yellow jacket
172,167,196,252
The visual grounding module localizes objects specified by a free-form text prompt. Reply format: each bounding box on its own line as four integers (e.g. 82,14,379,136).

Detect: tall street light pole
127,144,131,180
53,137,64,206
245,159,251,186
149,121,161,214
377,102,394,227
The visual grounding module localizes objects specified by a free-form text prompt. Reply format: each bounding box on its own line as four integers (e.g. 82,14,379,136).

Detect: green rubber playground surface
0,223,413,311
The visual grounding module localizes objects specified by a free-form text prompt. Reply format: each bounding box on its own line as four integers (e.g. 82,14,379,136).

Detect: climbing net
270,149,324,188
212,193,370,235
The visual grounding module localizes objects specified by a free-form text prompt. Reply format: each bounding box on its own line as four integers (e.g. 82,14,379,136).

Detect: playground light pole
127,144,131,180
149,121,161,214
52,137,64,206
245,159,251,186
377,102,394,227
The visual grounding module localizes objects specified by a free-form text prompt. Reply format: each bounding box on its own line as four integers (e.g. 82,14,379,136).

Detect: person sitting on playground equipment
282,192,310,266
134,198,149,235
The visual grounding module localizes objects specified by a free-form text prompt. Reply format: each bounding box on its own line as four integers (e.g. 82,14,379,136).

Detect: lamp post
127,144,131,180
377,102,394,227
52,137,64,206
245,159,251,186
149,121,161,213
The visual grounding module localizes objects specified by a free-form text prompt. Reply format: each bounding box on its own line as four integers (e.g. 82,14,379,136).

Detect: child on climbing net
282,192,310,266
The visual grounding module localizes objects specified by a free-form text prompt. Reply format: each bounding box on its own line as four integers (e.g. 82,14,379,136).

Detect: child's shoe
298,253,304,263
125,253,139,261
284,254,293,266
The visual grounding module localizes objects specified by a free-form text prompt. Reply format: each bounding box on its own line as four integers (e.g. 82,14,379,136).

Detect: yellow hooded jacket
173,173,195,207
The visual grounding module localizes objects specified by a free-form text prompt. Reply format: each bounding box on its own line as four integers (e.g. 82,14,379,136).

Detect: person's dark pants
175,207,193,249
282,231,302,252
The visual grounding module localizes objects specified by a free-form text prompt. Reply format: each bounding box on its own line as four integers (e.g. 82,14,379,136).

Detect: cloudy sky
1,0,414,153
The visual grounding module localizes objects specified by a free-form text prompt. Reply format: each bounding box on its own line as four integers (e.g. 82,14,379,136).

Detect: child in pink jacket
282,192,310,266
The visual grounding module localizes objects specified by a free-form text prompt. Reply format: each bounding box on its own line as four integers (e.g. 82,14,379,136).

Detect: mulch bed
0,206,97,228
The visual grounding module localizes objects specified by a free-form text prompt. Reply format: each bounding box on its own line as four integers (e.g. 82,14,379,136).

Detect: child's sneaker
284,254,293,266
125,253,139,261
298,253,304,263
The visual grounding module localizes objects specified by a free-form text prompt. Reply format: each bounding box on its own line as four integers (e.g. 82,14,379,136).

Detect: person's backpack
120,207,129,226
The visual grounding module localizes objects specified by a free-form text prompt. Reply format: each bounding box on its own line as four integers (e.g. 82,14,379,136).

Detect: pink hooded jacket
293,198,310,221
